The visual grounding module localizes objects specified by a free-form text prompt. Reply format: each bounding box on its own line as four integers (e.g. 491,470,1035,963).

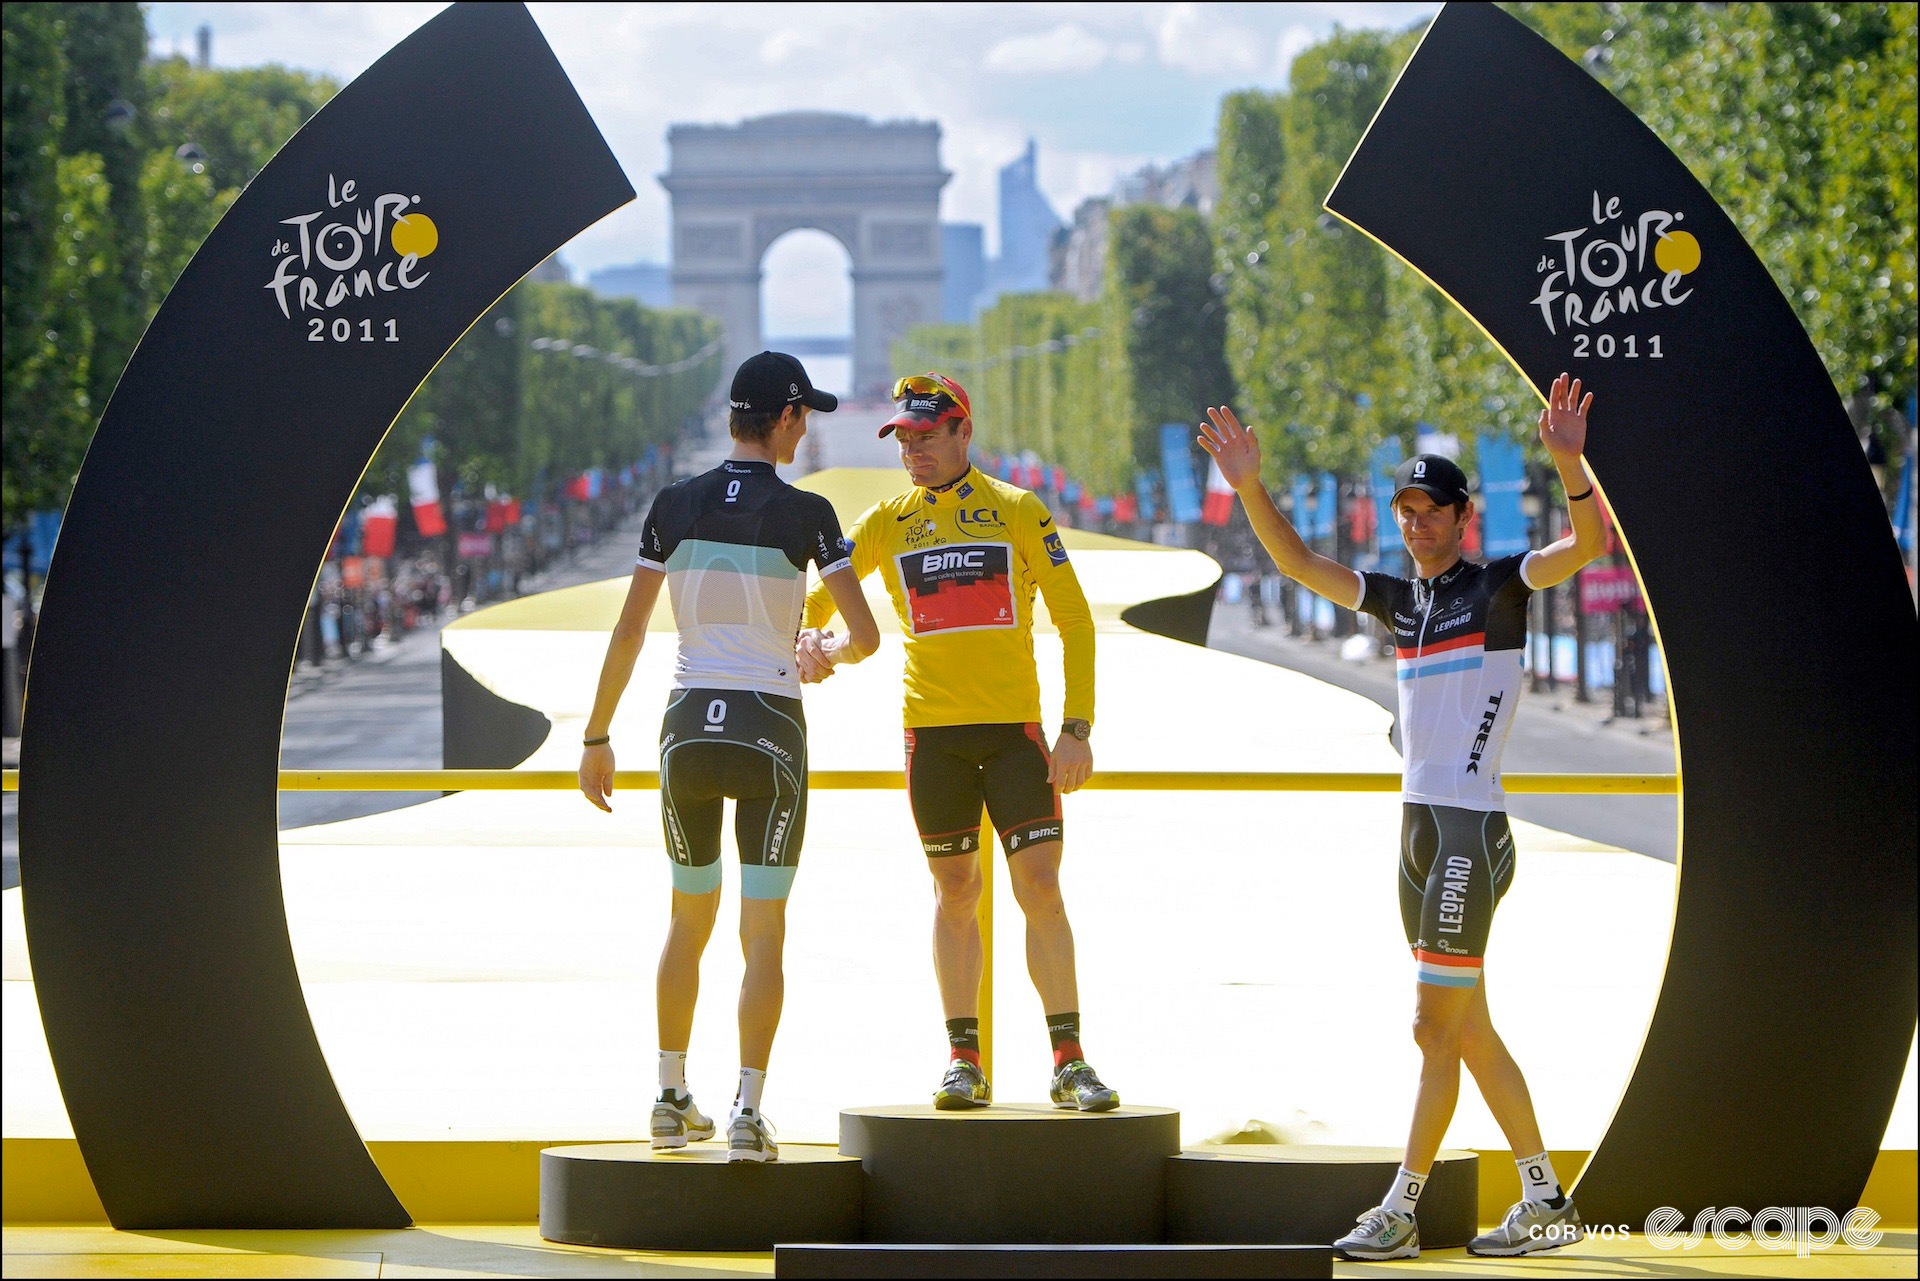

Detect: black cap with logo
1391,453,1471,506
729,351,838,414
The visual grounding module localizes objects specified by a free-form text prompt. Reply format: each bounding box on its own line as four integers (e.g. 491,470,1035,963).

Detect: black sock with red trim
946,1017,981,1069
1046,1011,1083,1069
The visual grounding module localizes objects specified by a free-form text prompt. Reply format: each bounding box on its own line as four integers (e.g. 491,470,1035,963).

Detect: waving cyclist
796,373,1119,1113
578,352,879,1163
1199,374,1608,1260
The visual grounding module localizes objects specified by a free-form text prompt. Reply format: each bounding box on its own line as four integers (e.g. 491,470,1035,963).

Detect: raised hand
1198,405,1262,492
1537,372,1592,463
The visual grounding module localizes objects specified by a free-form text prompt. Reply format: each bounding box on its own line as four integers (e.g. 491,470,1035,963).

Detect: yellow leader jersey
802,466,1095,729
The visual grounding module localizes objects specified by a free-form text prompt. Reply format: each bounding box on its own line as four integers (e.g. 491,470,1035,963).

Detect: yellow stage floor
4,471,1913,1272
4,1223,1913,1278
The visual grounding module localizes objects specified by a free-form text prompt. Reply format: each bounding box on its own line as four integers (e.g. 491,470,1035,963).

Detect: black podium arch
19,3,634,1228
1327,2,1916,1222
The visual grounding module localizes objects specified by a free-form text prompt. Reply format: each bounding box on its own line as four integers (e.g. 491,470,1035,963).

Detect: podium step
775,1243,1332,1277
538,1142,863,1250
1167,1144,1479,1248
840,1103,1181,1243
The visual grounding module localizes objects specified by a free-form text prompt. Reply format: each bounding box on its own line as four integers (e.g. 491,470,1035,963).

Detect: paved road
1208,603,1678,861
0,510,654,890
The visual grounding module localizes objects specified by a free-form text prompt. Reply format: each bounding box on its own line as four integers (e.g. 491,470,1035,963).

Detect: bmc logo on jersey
956,507,1004,537
922,548,988,574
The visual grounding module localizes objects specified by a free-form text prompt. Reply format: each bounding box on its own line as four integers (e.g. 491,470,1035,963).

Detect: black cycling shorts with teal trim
658,688,807,898
1398,802,1515,987
904,722,1061,857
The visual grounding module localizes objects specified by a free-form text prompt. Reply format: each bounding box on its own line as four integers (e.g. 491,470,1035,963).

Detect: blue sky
146,2,1438,344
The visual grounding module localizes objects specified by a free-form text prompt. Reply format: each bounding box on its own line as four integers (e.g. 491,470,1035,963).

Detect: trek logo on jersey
1042,531,1068,566
1530,190,1699,361
1464,692,1506,774
897,542,1014,634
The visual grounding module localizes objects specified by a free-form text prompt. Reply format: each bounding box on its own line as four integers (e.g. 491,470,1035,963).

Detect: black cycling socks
1047,1011,1083,1069
946,1017,981,1068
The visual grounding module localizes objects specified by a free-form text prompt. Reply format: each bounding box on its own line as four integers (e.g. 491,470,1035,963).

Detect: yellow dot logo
391,213,438,259
1653,230,1700,276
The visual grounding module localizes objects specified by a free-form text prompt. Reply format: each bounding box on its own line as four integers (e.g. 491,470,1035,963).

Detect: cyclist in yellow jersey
796,373,1119,1111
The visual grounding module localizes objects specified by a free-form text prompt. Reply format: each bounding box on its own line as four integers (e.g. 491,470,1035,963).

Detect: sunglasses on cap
890,373,971,415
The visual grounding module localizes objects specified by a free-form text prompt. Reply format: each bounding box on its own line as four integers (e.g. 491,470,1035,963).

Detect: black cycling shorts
658,688,807,899
904,723,1062,857
1398,802,1515,987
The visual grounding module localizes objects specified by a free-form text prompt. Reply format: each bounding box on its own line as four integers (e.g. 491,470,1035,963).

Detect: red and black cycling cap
880,372,971,437
730,350,838,413
1392,453,1472,507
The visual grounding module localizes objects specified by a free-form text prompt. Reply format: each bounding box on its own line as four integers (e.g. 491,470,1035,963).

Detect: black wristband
582,735,610,747
1566,486,1594,502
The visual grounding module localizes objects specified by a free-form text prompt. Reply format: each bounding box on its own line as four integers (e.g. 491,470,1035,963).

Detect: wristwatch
1062,718,1092,742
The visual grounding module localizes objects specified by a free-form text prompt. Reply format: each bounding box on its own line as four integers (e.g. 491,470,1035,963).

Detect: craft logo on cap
729,351,838,413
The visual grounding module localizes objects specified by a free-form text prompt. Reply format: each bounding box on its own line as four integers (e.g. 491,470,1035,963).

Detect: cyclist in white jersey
577,352,879,1163
1199,374,1609,1261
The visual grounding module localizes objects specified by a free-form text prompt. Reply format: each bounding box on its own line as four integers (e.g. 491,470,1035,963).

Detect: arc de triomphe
661,112,949,399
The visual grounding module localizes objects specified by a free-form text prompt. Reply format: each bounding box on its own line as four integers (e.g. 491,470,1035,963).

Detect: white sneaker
727,1107,778,1163
1468,1198,1585,1255
649,1091,714,1150
1333,1206,1419,1261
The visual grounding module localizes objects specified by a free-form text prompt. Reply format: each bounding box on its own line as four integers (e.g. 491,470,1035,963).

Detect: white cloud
1273,23,1318,87
142,0,1443,300
983,23,1111,75
1155,2,1265,76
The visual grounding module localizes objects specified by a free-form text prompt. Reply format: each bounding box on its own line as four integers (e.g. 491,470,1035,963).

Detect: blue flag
1290,474,1314,542
1315,471,1338,541
1370,439,1404,570
1476,433,1530,557
1159,424,1203,523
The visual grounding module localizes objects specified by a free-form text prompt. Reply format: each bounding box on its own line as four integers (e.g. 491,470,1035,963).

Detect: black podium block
840,1104,1181,1243
775,1243,1332,1278
539,1142,863,1250
1166,1145,1479,1247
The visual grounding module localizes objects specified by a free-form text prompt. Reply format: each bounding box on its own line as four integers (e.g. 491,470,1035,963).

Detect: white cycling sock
1516,1151,1564,1204
658,1051,687,1097
735,1067,767,1115
1383,1166,1425,1216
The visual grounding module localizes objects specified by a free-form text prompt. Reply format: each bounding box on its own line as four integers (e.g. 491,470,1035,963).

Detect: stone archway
661,112,949,397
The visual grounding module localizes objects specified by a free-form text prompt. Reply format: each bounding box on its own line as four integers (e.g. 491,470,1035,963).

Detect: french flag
361,496,398,558
1201,458,1235,526
408,462,446,537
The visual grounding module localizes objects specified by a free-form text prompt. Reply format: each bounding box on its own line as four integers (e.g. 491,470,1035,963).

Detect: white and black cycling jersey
1353,553,1540,812
638,460,850,698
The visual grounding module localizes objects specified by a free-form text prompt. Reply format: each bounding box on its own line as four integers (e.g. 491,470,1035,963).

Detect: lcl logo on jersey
955,507,1004,537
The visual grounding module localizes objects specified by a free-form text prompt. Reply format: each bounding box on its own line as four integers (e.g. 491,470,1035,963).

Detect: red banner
1578,565,1641,613
1113,493,1139,524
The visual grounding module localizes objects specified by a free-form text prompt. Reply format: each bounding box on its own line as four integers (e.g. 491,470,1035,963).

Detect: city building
941,224,986,324
1052,149,1218,303
976,140,1062,313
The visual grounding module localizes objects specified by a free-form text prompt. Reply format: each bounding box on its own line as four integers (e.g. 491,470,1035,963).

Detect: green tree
1106,205,1234,479
2,3,67,530
4,153,113,524
54,2,148,419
